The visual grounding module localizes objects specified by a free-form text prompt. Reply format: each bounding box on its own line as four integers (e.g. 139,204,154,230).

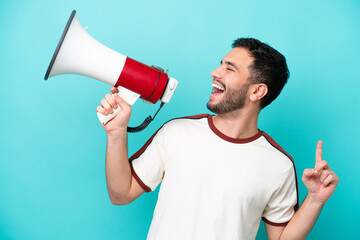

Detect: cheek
226,78,246,92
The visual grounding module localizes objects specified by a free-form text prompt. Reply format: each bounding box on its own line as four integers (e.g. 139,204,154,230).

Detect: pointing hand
302,141,339,204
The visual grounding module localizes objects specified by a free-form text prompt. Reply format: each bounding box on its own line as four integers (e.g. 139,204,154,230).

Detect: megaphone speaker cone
44,10,77,80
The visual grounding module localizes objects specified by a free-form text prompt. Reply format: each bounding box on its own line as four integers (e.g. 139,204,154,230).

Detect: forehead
223,47,254,71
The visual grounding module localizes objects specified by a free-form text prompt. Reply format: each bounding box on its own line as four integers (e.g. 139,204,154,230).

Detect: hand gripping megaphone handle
97,86,140,125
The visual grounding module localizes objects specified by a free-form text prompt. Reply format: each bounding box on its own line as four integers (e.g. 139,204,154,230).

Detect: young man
97,38,339,240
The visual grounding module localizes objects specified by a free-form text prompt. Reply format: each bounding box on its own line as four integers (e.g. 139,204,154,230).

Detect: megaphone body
45,10,178,127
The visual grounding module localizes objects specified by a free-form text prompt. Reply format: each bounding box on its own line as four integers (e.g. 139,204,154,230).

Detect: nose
211,65,223,80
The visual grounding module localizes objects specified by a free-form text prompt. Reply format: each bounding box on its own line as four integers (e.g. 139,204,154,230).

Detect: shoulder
166,113,209,123
143,114,209,141
257,131,295,170
162,114,209,129
260,131,293,161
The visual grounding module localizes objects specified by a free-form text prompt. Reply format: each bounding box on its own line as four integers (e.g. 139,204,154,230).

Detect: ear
249,83,268,102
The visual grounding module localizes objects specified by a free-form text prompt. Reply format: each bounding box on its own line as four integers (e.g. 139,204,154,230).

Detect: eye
227,68,234,72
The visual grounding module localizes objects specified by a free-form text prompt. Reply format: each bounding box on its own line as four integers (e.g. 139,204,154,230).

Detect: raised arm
97,87,145,205
266,140,339,240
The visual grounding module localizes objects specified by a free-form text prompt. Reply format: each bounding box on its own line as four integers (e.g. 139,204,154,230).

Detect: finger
315,140,323,163
105,94,118,109
101,98,113,114
302,168,315,182
315,160,331,174
319,169,333,183
322,174,339,187
110,87,119,94
96,106,108,115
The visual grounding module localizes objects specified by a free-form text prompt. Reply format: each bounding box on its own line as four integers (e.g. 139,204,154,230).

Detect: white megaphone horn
44,10,178,132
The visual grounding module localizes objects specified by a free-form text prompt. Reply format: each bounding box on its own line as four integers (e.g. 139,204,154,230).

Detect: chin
206,102,219,114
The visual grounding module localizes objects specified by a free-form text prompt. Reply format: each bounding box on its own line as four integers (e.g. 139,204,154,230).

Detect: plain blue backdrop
0,0,359,239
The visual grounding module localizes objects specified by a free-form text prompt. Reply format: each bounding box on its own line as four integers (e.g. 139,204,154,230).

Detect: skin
97,47,339,239
97,90,144,205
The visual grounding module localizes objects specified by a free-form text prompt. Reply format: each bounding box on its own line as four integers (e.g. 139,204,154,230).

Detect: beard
207,83,250,114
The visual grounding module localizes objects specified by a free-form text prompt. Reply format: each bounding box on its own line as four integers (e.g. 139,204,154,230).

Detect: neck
212,108,260,139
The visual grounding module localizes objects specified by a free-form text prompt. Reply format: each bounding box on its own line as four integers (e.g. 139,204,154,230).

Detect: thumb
302,168,315,182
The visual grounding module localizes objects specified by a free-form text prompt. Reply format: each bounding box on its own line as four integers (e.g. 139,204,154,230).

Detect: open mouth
212,82,225,95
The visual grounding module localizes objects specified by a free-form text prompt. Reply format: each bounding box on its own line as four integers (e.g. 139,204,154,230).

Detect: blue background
0,0,359,239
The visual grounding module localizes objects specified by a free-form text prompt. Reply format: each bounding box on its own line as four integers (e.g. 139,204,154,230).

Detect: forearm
280,195,324,240
105,132,133,203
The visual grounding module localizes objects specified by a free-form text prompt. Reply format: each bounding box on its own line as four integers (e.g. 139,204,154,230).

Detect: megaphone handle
97,87,140,125
97,104,121,125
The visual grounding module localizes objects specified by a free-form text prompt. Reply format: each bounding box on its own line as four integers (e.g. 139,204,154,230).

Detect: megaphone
44,10,178,132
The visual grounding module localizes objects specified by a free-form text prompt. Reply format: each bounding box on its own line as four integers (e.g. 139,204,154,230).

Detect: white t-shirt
130,114,298,240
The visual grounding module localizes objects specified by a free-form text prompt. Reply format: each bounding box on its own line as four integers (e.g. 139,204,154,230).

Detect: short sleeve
262,166,298,226
129,126,166,192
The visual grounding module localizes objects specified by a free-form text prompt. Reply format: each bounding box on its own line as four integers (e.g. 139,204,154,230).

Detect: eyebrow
220,60,239,71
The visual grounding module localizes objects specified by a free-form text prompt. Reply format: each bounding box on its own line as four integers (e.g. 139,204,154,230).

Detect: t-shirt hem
262,217,289,226
130,163,152,192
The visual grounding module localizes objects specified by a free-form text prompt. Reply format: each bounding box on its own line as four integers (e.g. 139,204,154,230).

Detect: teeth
212,83,225,91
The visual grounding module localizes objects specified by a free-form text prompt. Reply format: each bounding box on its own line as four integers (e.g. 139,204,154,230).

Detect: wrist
306,193,326,208
107,129,128,139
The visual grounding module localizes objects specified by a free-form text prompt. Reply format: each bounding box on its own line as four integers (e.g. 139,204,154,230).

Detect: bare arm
265,196,323,240
266,141,339,239
97,87,145,205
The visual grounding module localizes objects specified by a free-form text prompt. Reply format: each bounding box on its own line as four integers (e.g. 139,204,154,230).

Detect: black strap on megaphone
127,102,165,133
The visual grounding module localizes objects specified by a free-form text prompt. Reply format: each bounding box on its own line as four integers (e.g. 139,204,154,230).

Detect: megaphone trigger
115,86,140,106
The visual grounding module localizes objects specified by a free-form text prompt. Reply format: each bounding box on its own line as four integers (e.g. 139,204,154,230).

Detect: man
96,38,339,239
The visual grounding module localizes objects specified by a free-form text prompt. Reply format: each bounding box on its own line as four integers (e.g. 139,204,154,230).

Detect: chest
162,135,282,209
